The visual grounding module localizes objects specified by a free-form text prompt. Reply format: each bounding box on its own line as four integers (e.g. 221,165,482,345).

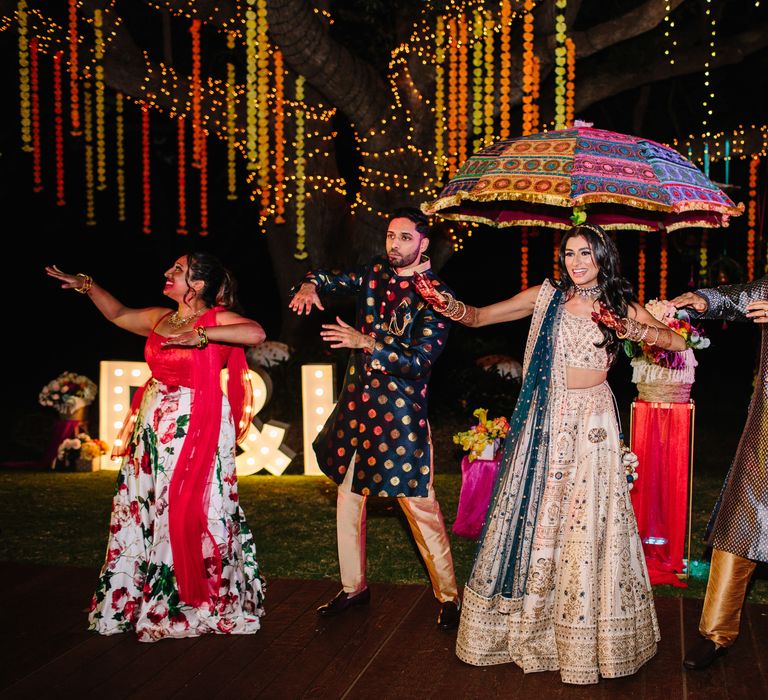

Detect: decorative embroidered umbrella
422,123,743,231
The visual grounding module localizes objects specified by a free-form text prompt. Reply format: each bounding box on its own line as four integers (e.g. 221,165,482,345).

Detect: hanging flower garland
293,75,307,260
115,92,126,222
520,227,530,290
83,69,96,226
29,36,43,193
433,15,446,181
447,17,459,177
226,31,238,201
245,0,258,172
177,115,187,235
141,104,151,234
553,0,568,130
199,128,208,237
256,0,270,219
521,0,535,136
189,19,202,168
748,155,759,280
637,231,647,305
659,232,668,300
565,36,576,127
471,9,484,154
53,50,66,206
93,9,107,191
698,230,708,284
18,0,32,153
68,0,81,136
273,49,286,223
498,0,512,140
483,11,494,147
531,55,541,133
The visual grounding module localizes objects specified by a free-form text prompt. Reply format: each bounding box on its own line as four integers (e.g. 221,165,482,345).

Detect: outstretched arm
45,265,167,337
161,310,266,348
672,277,768,323
288,266,366,316
593,302,687,352
414,272,540,327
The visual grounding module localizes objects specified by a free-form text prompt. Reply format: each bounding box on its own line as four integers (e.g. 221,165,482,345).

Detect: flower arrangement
622,299,710,370
453,408,510,462
57,431,109,465
39,371,97,415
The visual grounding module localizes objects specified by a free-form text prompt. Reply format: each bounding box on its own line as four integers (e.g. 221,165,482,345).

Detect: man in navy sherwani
289,207,460,629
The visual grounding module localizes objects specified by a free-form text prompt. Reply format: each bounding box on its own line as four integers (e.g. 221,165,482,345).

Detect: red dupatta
169,307,253,606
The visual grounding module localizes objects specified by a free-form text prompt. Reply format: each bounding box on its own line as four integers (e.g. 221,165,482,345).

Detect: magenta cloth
630,400,693,588
453,455,502,539
44,417,84,468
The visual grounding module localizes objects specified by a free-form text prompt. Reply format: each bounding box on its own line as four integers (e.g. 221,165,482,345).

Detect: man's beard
388,249,419,268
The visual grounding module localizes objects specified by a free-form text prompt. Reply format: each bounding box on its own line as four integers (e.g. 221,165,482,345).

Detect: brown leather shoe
437,600,461,630
683,637,728,670
317,588,371,617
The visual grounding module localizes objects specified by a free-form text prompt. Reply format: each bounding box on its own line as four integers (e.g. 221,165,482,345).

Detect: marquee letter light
301,364,336,475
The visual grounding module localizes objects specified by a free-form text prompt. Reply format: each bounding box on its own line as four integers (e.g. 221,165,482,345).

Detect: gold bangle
74,273,93,294
195,325,209,349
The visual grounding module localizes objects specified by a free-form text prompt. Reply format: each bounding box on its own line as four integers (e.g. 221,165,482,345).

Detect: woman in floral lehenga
46,253,266,642
416,225,687,684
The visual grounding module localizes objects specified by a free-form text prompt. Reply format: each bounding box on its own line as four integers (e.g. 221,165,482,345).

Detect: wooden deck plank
266,582,427,699
2,563,767,700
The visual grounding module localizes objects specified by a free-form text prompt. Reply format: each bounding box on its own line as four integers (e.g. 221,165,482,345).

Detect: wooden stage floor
1,563,767,699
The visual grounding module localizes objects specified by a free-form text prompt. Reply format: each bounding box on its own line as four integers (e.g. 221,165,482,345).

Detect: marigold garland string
553,0,568,130
53,50,66,205
83,69,96,226
434,15,446,180
659,232,668,300
18,0,32,153
68,0,81,136
748,155,759,280
245,0,258,171
141,104,151,234
565,36,576,127
520,227,530,290
447,17,458,177
115,92,126,222
471,10,484,154
226,31,237,201
29,35,43,193
189,19,202,168
93,9,106,191
637,231,647,304
498,0,512,140
531,55,541,133
483,11,494,147
273,49,286,223
457,13,469,168
177,115,188,235
294,75,307,260
521,0,535,136
199,128,208,236
552,231,561,280
256,0,270,218
698,230,708,284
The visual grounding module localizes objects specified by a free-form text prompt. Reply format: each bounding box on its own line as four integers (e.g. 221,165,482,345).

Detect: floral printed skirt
456,383,658,684
88,380,264,642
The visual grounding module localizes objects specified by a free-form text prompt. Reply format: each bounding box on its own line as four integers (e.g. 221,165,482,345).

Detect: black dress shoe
317,588,371,617
437,600,461,630
683,637,728,670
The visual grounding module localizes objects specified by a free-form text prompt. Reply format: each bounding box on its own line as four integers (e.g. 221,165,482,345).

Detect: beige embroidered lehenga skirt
456,383,659,685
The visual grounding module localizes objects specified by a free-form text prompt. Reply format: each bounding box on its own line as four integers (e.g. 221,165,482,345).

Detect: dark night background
1,3,766,474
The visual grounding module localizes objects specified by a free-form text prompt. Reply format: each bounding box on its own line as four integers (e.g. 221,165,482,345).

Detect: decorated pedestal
453,450,501,539
629,353,696,587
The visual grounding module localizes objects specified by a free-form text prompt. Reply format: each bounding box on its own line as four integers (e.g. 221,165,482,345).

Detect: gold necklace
167,307,207,329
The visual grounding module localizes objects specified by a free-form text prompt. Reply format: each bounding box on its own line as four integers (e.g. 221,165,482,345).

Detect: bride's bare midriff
566,366,608,389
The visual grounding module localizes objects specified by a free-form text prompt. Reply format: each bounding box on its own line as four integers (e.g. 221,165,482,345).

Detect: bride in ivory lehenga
415,224,687,684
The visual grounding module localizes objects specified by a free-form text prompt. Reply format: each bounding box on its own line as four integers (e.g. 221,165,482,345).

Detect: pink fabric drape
453,456,502,539
630,400,693,588
45,417,85,468
168,307,253,606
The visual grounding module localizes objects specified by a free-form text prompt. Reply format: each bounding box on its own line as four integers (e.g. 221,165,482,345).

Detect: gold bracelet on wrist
195,325,209,349
74,273,93,294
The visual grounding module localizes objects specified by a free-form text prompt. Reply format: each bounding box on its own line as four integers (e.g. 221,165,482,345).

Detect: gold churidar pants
336,460,459,603
699,548,757,647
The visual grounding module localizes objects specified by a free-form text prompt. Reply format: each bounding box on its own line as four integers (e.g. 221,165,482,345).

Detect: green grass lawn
1,470,766,603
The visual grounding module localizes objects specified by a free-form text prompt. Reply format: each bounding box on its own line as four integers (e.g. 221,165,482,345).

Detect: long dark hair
555,224,636,358
183,251,240,310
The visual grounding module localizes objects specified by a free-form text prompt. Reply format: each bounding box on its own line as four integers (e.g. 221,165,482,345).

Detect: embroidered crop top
560,308,611,372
